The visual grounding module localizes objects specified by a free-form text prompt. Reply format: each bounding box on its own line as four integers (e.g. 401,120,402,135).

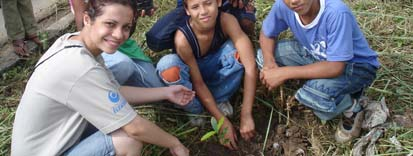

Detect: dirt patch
266,125,308,156
185,101,318,155
393,108,413,128
186,102,276,155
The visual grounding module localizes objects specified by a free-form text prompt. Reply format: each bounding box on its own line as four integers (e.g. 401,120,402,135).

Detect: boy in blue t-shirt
258,0,379,143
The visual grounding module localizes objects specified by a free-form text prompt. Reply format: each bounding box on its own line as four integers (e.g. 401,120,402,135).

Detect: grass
1,0,413,155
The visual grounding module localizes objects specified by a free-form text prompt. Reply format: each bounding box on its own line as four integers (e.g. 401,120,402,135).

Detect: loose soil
185,101,320,156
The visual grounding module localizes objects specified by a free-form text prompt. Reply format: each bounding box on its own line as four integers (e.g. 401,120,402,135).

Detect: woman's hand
165,85,195,106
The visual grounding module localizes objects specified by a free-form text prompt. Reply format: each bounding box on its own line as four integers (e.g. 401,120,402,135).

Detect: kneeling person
258,0,380,143
156,0,257,150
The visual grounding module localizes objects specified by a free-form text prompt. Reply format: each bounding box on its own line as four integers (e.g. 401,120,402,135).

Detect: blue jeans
256,40,377,120
156,40,244,114
64,128,115,156
102,51,164,87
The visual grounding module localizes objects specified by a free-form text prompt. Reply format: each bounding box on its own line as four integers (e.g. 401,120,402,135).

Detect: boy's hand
260,61,278,80
221,117,238,150
165,85,195,106
260,67,287,90
240,112,255,141
169,143,189,156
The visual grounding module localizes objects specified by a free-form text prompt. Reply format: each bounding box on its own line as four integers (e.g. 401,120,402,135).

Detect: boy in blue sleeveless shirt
258,0,379,143
156,0,257,150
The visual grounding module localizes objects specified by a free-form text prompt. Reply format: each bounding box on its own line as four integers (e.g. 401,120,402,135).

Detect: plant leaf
201,131,216,141
211,117,218,132
217,117,225,132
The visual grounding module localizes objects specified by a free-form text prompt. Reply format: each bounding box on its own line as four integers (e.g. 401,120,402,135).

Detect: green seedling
200,117,229,145
38,31,49,50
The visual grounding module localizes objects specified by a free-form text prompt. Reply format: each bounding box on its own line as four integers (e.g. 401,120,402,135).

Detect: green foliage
200,117,228,144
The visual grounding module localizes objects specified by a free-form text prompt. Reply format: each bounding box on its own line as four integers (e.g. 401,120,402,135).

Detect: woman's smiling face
83,3,134,54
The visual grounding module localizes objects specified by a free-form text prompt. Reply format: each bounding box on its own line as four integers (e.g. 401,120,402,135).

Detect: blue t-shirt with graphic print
262,0,380,68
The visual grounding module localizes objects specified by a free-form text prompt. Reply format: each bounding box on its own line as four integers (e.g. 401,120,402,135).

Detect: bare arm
119,85,195,106
259,31,278,69
272,61,346,80
221,13,256,115
221,13,257,140
259,30,345,90
122,116,188,155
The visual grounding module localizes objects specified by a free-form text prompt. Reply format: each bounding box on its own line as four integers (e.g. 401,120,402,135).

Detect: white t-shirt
11,33,137,156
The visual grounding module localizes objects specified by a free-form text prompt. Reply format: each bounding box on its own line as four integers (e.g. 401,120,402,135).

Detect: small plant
38,31,49,50
200,117,229,144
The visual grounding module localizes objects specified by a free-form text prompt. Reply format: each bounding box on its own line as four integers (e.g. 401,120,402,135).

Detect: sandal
12,39,30,57
136,0,156,17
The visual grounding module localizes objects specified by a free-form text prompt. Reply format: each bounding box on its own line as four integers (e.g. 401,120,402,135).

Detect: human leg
156,54,204,114
111,129,143,156
63,129,142,156
295,63,377,121
257,40,377,120
102,51,135,85
102,51,164,87
198,40,244,104
2,0,30,56
63,131,116,156
129,59,164,87
18,0,38,37
256,39,317,69
2,0,25,41
190,40,243,117
145,7,186,52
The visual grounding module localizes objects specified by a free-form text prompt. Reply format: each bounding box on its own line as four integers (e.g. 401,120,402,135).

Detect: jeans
156,40,244,114
256,40,377,120
64,129,115,156
102,51,164,87
145,7,187,52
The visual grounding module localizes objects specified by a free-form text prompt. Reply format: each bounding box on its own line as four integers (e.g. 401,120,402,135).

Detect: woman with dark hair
70,0,165,90
11,0,191,155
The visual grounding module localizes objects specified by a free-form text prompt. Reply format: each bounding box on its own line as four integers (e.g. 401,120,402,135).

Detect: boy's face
185,0,219,30
283,0,318,16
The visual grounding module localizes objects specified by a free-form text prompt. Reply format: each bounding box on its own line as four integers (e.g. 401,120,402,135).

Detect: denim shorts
156,40,244,114
256,40,378,120
63,130,115,156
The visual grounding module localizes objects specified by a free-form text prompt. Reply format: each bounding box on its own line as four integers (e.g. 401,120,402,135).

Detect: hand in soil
221,117,238,150
169,143,189,156
240,112,256,141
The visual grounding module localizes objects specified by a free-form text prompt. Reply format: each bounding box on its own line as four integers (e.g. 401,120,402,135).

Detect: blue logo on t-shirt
108,91,120,103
